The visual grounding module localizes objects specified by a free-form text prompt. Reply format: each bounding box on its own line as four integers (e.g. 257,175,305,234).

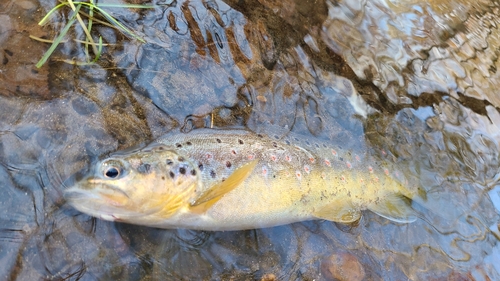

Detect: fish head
64,145,201,223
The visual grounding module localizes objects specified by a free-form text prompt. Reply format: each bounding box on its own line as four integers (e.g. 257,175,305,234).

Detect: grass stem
34,0,154,67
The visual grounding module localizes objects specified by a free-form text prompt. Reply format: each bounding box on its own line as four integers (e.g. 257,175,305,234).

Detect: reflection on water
1,0,500,279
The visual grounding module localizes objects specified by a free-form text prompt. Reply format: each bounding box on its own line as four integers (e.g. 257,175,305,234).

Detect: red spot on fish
309,157,315,163
206,153,212,159
324,159,331,167
384,169,389,176
381,150,387,156
107,199,123,207
270,155,277,162
355,155,360,161
340,175,346,182
296,171,302,180
331,149,337,156
304,165,310,174
231,150,237,155
285,155,291,162
368,166,373,173
321,172,326,179
248,155,254,160
346,162,352,169
262,166,268,176
373,176,379,182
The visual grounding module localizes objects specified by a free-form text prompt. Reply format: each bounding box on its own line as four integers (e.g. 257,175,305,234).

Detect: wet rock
261,273,277,281
321,252,365,281
15,0,36,10
72,96,98,115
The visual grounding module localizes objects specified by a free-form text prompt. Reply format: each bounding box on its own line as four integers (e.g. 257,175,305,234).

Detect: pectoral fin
368,194,416,223
190,160,258,212
313,201,361,223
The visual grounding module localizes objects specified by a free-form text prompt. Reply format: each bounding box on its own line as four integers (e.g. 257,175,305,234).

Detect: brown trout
64,128,418,230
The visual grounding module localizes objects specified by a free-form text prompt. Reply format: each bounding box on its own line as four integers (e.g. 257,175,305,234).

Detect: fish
64,128,419,231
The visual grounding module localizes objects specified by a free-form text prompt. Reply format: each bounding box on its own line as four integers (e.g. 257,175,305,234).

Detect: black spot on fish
322,144,327,148
305,141,311,146
216,138,222,143
157,146,165,150
231,150,237,155
226,161,232,168
190,169,196,176
272,142,278,148
176,143,182,148
274,135,279,140
161,176,165,180
339,157,343,161
198,163,204,171
166,159,173,165
186,141,192,146
294,137,299,141
238,139,244,144
221,177,226,182
315,143,319,148
257,134,263,138
179,167,186,175
285,140,290,145
137,163,152,174
210,170,216,178
178,156,185,162
169,171,175,178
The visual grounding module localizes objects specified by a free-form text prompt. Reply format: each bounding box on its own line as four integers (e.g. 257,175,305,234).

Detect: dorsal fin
190,160,258,213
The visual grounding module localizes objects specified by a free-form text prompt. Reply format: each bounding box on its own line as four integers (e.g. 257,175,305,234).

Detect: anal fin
368,194,417,223
190,160,258,213
313,201,361,223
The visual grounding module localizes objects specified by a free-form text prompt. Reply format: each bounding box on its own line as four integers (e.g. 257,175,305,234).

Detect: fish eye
104,167,121,178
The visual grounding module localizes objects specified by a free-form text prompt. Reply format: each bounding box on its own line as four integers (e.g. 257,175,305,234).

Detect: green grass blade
91,36,103,63
36,4,82,68
85,0,95,62
29,35,68,43
36,0,154,67
67,0,98,56
38,2,69,26
70,2,147,42
93,6,146,43
61,35,102,65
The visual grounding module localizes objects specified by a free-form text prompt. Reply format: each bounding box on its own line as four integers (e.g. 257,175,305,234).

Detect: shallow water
1,0,500,280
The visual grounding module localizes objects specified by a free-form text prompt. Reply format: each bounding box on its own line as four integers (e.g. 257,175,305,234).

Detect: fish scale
160,130,367,193
64,128,419,230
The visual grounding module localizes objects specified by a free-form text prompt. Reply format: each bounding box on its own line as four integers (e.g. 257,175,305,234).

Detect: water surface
1,0,499,280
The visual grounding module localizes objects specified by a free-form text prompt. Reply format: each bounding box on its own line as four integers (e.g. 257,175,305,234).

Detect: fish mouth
64,187,132,222
63,186,101,202
63,182,157,222
63,178,132,219
64,177,130,200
